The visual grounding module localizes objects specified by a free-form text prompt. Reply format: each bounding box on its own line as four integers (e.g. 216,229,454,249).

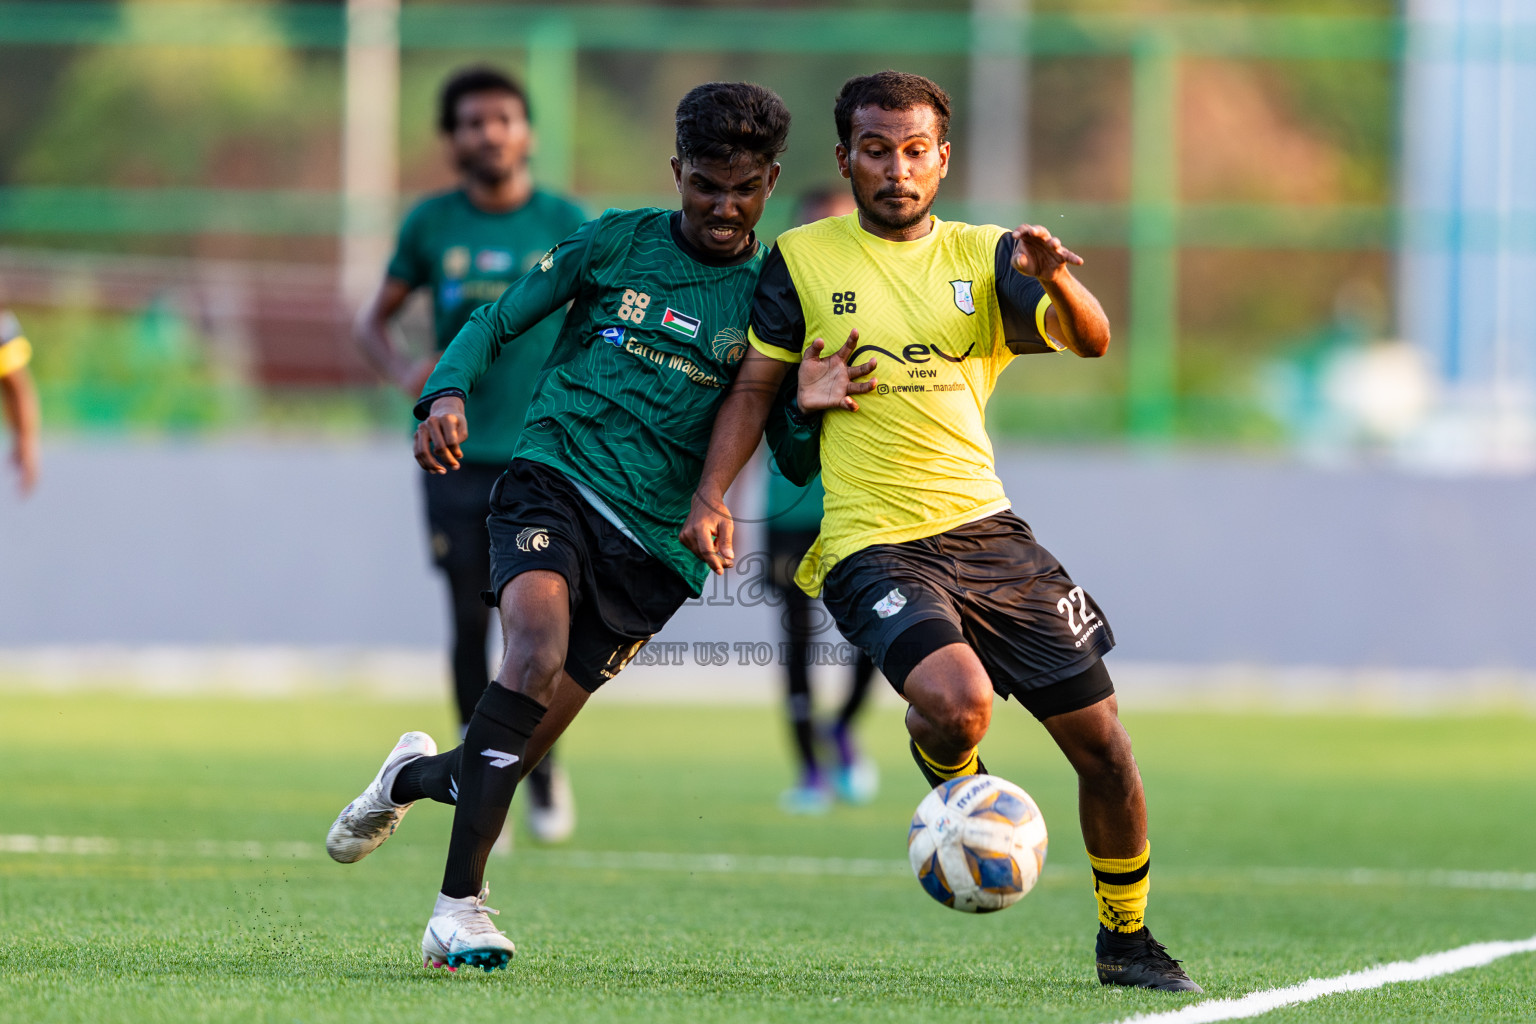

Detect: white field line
536,849,911,877
0,834,319,860
0,834,910,877
1261,866,1536,892
1111,934,1536,1024
3,835,1535,893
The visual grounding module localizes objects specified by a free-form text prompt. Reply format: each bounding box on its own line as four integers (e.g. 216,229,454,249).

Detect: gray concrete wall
1,440,1532,670
1010,454,1536,670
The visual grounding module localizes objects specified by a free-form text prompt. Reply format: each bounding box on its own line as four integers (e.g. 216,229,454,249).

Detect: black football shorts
422,461,502,583
484,458,693,692
820,510,1115,720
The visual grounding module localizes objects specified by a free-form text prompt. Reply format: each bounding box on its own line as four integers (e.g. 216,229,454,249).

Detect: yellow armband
1035,294,1063,352
0,336,32,377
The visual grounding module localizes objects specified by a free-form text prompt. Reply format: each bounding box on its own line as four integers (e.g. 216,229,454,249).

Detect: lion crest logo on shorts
515,527,550,553
873,587,907,619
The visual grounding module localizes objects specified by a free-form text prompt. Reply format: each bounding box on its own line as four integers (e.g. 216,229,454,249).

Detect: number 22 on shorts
1056,586,1097,635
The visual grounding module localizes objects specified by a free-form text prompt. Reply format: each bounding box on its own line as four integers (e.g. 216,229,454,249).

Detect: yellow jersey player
0,309,40,496
681,71,1200,993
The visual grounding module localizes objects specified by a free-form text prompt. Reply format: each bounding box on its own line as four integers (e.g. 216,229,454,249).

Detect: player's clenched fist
414,395,468,474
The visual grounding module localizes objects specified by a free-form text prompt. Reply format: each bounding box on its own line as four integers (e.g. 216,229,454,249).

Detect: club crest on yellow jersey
951,279,976,315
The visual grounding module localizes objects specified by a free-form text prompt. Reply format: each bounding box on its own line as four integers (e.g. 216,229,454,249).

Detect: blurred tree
22,296,241,432
0,50,74,186
13,0,330,189
0,0,1409,444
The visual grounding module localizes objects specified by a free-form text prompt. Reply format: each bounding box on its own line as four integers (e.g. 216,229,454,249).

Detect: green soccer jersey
388,188,587,463
420,206,816,592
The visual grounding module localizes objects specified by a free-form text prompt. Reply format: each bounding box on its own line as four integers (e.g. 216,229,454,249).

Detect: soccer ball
906,774,1048,913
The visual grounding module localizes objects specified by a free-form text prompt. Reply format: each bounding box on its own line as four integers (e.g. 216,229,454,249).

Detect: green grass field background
1,692,1532,1023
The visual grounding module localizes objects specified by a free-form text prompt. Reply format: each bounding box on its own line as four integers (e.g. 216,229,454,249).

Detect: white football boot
833,755,881,805
526,762,577,844
326,731,437,863
421,887,516,971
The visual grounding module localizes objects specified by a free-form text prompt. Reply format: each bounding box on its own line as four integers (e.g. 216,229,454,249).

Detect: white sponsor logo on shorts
873,587,907,619
516,527,550,552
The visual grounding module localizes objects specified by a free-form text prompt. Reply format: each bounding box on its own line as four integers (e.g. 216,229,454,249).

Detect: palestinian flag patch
660,308,701,338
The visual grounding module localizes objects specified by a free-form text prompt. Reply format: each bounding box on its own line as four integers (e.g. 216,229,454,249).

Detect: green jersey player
325,82,824,972
354,67,587,842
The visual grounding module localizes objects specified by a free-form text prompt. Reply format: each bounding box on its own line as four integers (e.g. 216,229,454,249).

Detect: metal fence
1,3,1527,441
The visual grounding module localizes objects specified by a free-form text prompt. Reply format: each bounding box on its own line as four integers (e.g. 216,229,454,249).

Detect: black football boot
1095,925,1203,992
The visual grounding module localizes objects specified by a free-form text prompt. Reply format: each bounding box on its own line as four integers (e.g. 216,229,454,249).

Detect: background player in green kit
327,82,820,972
767,187,879,816
353,67,586,842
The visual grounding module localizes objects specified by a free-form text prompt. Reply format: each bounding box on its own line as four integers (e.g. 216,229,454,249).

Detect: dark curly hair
674,82,791,167
439,67,529,133
834,70,951,148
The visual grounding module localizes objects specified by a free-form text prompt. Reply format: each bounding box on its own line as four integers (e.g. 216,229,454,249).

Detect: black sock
784,589,819,778
440,685,546,899
788,692,819,778
392,747,462,805
837,652,877,729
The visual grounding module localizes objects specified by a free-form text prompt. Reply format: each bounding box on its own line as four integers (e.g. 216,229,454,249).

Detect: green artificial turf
0,692,1532,1023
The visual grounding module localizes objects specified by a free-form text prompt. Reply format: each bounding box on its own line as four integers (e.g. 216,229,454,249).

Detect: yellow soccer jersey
748,213,1059,595
0,310,32,377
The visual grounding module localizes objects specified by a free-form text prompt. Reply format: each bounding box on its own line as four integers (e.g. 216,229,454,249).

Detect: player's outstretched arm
681,331,876,573
1009,224,1111,358
414,394,467,474
680,349,792,575
0,365,40,496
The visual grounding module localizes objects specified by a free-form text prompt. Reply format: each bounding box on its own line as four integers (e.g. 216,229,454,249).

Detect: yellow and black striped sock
910,740,980,784
1089,841,1150,934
